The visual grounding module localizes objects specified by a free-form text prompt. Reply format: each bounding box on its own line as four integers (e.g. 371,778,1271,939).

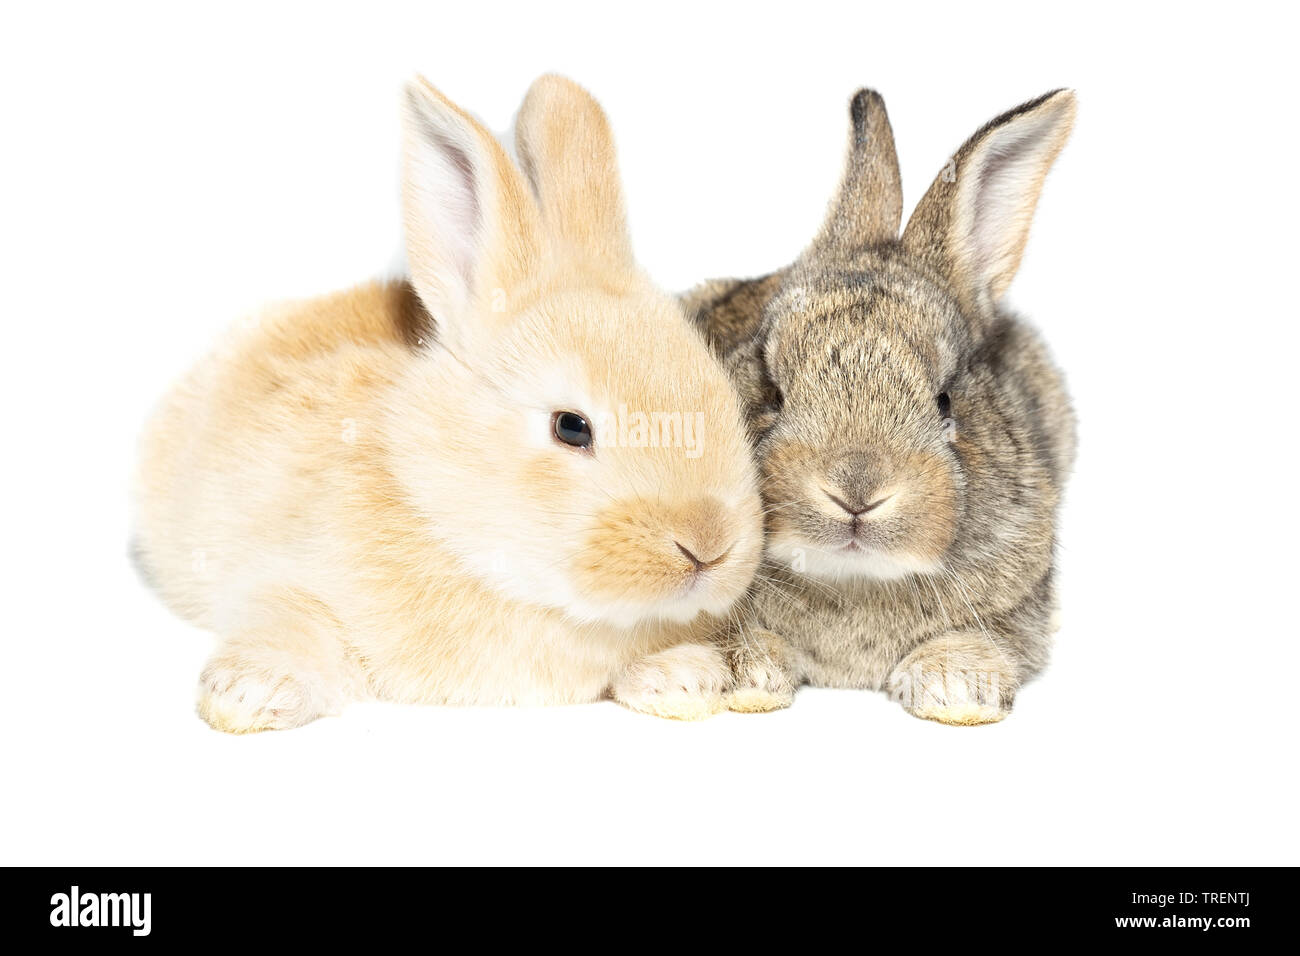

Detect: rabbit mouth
765,526,941,582
833,521,887,553
677,562,724,599
674,549,743,603
819,542,940,581
835,538,892,561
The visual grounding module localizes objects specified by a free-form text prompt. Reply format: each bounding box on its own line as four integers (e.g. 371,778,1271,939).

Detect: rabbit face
754,260,970,582
534,295,765,626
708,88,1077,586
380,75,765,629
387,287,764,628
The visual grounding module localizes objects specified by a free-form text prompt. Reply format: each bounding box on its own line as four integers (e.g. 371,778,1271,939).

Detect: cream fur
134,76,764,732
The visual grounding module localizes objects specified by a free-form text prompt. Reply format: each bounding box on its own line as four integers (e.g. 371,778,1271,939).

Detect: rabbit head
750,89,1076,582
382,76,763,627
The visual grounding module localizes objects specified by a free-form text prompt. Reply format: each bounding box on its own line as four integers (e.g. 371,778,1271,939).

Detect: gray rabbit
684,89,1077,724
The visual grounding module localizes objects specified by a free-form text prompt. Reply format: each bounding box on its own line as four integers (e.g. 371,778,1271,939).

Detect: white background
3,1,1296,865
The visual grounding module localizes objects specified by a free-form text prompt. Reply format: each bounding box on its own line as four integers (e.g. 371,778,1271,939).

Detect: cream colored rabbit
134,75,764,732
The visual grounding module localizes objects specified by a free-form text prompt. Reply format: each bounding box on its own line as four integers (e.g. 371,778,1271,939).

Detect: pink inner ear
404,98,486,299
963,112,1063,292
431,133,481,286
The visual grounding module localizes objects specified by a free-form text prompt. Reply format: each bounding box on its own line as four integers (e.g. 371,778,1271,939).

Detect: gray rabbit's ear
902,90,1076,312
809,89,903,259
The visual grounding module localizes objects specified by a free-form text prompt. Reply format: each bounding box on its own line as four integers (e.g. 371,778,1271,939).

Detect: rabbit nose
828,451,892,510
675,540,731,571
825,490,891,517
670,496,737,571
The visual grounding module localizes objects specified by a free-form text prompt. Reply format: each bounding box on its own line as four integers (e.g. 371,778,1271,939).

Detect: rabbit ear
809,89,903,259
513,75,635,275
901,90,1076,311
401,76,543,354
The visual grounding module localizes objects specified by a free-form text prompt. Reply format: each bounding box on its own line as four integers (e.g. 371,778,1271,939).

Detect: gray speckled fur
683,90,1077,721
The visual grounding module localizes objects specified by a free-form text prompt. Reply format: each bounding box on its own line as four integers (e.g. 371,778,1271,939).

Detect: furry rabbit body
135,76,764,731
685,90,1077,724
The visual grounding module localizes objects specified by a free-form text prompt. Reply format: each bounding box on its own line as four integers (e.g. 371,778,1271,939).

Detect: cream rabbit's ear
513,75,635,276
808,88,904,259
902,90,1076,312
401,76,544,354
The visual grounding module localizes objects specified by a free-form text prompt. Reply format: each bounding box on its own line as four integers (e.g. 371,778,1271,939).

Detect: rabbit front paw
885,633,1017,726
197,648,339,734
611,644,730,721
724,630,795,713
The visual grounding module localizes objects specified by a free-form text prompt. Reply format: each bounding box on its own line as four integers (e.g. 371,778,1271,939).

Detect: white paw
724,657,794,713
886,660,1009,726
724,684,793,714
722,631,795,713
612,644,730,721
197,657,330,734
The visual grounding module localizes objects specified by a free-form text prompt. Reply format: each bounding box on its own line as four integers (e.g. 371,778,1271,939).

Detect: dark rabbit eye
552,411,593,449
937,392,952,418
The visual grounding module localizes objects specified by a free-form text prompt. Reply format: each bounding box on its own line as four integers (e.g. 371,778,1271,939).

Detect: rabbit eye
552,411,593,450
937,392,952,418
